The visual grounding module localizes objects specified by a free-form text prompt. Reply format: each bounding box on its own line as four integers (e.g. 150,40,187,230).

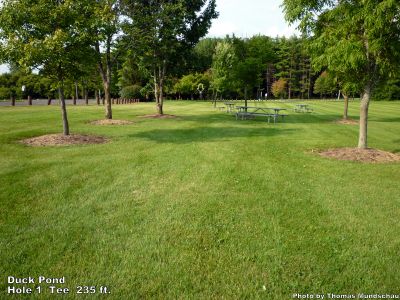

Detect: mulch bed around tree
89,119,134,125
21,134,108,146
139,114,178,119
316,147,400,163
335,119,359,125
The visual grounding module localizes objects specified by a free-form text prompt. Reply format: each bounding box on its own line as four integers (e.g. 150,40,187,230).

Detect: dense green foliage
119,84,142,99
283,0,400,148
121,0,218,113
314,71,337,98
0,101,399,298
3,32,400,101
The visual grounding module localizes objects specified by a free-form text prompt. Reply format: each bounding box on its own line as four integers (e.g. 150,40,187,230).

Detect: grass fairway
0,100,399,299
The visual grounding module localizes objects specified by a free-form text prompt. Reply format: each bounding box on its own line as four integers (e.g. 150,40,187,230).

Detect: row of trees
3,34,399,104
0,0,218,135
0,65,106,105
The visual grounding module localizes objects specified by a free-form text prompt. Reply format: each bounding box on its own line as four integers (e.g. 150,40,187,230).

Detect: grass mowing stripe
0,100,399,298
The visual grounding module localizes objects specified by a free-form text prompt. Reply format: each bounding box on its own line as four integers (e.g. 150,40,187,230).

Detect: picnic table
294,104,313,113
224,102,236,113
235,106,288,123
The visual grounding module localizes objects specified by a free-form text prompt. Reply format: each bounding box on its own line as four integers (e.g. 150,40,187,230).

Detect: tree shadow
179,112,345,125
369,117,400,123
129,126,296,144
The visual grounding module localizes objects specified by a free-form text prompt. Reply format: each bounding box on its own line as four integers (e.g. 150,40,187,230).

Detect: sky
0,0,297,74
207,0,298,38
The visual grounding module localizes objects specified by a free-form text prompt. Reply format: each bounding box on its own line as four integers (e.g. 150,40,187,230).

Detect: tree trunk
244,86,248,112
358,84,371,149
11,96,15,106
343,93,349,120
104,82,112,119
84,88,88,105
157,78,164,115
58,85,69,136
47,96,52,105
95,90,100,105
72,94,76,105
155,62,166,115
74,81,78,105
28,95,32,105
96,39,113,119
81,85,84,101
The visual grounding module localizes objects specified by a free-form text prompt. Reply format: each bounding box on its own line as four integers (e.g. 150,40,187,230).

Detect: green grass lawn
0,100,399,299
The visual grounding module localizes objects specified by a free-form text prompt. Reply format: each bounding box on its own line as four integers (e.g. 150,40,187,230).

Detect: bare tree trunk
28,95,32,105
74,81,78,105
244,86,248,112
95,90,100,105
104,83,112,119
96,40,113,119
58,85,69,136
155,62,166,115
157,79,163,115
343,93,349,120
47,96,52,105
84,88,88,105
11,96,15,106
358,84,371,149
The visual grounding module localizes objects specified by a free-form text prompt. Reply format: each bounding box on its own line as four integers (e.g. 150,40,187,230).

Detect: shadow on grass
180,112,344,125
130,126,295,144
370,117,400,123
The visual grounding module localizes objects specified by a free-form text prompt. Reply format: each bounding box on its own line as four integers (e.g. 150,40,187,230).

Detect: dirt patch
90,119,134,125
21,134,108,146
316,147,400,163
335,119,359,125
139,114,178,119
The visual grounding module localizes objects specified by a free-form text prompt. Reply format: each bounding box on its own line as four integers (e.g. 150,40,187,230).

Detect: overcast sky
0,0,297,74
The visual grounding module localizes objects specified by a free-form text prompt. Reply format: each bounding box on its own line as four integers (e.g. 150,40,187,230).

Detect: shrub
119,84,142,99
272,78,287,99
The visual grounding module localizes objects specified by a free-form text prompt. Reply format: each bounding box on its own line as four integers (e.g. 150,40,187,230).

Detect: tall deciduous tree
210,41,237,105
90,0,121,119
122,0,218,114
0,0,93,135
283,0,400,148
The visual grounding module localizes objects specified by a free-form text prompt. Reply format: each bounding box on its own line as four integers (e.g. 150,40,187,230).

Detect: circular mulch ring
317,147,400,163
21,134,108,147
139,114,178,119
335,119,359,125
90,119,134,125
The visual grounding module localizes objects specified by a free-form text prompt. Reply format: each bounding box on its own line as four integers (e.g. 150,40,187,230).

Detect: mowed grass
0,100,399,299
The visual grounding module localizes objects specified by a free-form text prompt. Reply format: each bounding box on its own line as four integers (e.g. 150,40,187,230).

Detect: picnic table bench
235,106,288,123
224,102,236,113
294,104,313,113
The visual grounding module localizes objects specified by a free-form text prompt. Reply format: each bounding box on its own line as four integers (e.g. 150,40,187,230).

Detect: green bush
119,84,142,99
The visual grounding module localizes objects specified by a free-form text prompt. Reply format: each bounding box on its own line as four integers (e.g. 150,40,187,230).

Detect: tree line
0,0,218,134
2,34,399,105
